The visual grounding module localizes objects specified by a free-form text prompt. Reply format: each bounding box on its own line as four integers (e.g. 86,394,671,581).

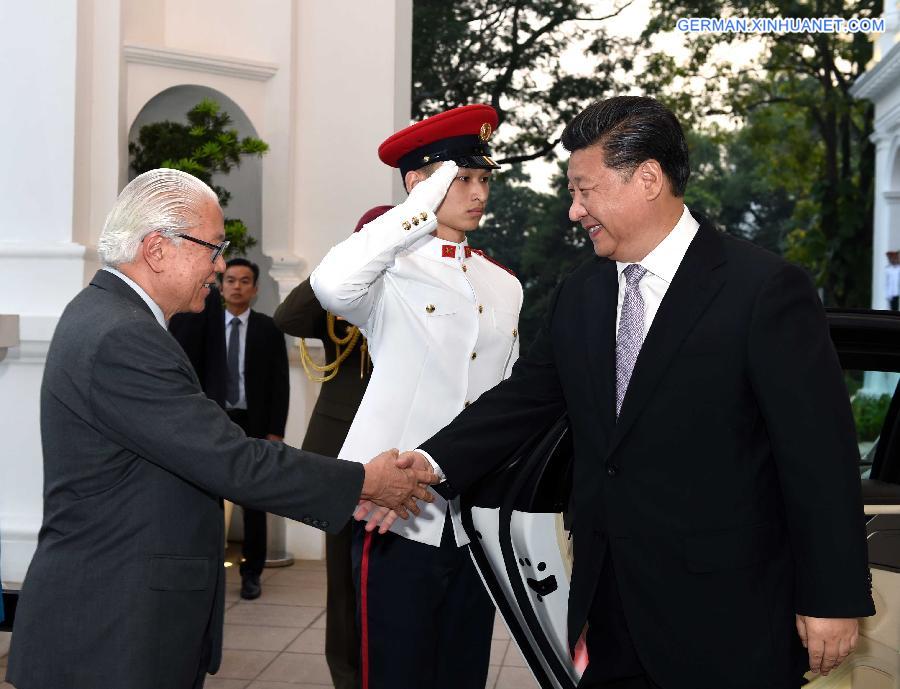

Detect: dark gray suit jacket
6,270,364,689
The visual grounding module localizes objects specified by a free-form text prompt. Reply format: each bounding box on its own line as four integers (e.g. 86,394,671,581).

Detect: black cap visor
398,135,501,176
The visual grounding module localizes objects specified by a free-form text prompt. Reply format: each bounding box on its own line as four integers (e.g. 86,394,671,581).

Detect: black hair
225,257,259,285
561,96,690,197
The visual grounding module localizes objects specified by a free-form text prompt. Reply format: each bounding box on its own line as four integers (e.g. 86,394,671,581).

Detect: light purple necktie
615,264,648,417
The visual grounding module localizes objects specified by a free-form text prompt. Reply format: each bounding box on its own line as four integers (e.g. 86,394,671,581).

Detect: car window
846,370,899,477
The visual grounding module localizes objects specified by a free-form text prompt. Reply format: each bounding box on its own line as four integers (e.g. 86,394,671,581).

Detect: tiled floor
0,556,538,689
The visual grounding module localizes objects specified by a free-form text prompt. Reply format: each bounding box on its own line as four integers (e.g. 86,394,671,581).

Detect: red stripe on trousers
360,530,374,689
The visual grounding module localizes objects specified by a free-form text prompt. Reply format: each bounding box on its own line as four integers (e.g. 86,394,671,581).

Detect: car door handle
526,575,558,597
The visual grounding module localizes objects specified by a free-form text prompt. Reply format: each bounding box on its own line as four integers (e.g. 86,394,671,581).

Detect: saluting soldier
311,105,522,689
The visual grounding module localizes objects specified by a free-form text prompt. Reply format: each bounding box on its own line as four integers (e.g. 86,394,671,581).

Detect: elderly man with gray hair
5,169,437,689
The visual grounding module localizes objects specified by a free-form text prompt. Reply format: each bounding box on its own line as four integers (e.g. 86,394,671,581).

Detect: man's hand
355,452,437,533
353,501,397,534
406,161,458,213
360,449,438,520
265,434,283,442
796,615,859,676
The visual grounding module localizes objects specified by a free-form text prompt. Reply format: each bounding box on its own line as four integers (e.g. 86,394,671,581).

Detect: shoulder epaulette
470,248,517,277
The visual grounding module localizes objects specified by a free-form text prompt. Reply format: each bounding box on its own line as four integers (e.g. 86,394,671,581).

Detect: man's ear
637,159,664,202
404,170,423,194
141,231,167,274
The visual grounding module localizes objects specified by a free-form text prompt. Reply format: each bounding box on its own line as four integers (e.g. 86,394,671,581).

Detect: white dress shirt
615,205,699,339
102,267,167,329
225,308,250,410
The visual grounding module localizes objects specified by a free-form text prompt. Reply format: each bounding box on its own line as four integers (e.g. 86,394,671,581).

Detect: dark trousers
891,295,899,311
326,521,360,689
351,516,495,689
227,409,267,577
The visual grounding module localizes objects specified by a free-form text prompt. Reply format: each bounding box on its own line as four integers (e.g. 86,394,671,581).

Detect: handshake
359,449,437,523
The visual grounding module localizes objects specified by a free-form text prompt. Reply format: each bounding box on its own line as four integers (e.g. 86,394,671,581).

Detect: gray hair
98,168,220,266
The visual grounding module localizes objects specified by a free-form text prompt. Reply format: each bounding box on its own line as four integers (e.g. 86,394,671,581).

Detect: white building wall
852,3,900,312
0,1,86,585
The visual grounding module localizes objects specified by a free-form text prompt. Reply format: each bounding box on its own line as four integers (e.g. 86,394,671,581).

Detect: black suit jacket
6,271,364,689
274,278,370,456
422,217,874,688
169,287,228,407
242,310,290,440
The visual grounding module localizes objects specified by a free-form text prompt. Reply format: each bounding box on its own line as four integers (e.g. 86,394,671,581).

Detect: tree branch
498,138,561,165
573,0,635,21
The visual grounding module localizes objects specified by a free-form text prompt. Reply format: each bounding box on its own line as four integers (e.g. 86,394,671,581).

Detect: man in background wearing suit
5,168,437,689
220,257,290,600
272,206,387,689
169,285,227,408
401,97,873,688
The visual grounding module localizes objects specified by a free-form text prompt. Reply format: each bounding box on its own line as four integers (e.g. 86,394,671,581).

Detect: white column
879,0,899,58
0,1,81,585
279,0,413,559
871,134,894,310
0,0,122,585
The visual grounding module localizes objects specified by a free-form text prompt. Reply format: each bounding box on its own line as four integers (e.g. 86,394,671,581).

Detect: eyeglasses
174,233,230,263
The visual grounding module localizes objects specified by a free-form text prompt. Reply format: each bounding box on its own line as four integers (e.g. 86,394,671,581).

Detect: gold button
470,352,477,360
462,264,468,272
464,401,470,407
512,329,518,337
478,305,484,314
412,216,420,226
402,221,411,231
425,304,435,313
419,211,428,221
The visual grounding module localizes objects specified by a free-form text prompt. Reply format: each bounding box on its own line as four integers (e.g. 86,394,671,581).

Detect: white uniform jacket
311,204,523,547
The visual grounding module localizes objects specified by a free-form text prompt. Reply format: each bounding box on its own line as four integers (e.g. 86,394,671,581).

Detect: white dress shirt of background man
221,257,290,601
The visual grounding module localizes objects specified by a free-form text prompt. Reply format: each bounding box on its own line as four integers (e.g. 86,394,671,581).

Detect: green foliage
852,393,891,442
642,0,877,307
223,219,254,257
412,0,627,346
412,0,627,164
129,98,270,257
412,0,879,350
844,371,863,399
477,164,593,344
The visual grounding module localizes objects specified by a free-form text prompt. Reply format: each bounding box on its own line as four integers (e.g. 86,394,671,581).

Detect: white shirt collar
616,205,699,283
225,308,250,326
102,266,167,329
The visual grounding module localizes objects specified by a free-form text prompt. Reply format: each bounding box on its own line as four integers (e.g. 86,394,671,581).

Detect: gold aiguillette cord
299,312,370,383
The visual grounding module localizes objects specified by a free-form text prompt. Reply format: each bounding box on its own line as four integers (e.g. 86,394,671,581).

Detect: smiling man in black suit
220,257,290,600
398,96,874,688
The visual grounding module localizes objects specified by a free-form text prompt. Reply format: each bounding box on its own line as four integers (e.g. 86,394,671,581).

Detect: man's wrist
359,463,376,501
414,449,445,481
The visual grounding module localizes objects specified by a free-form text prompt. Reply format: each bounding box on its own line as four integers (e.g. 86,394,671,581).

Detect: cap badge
479,122,492,142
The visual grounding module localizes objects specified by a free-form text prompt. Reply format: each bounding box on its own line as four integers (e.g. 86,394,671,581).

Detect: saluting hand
406,161,458,213
360,449,438,520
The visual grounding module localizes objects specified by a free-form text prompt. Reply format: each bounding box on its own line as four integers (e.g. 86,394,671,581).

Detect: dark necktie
615,264,648,417
226,318,241,406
